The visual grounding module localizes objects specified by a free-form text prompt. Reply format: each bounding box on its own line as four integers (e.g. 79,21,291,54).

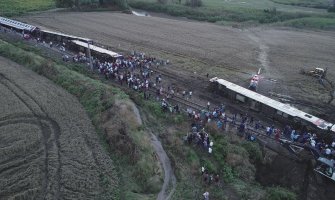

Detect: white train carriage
0,16,38,33
210,77,335,133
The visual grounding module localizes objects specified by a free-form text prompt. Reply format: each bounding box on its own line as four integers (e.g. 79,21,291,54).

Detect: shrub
241,141,263,163
185,0,202,7
265,187,297,200
157,0,168,4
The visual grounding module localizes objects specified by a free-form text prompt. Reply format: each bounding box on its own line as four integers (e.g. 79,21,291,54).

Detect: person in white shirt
203,191,209,200
208,147,212,154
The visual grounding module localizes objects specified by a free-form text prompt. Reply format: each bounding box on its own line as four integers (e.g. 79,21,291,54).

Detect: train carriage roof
0,17,37,32
210,77,334,132
71,40,123,58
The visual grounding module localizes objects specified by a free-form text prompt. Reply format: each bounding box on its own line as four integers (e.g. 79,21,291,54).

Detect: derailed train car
0,16,40,38
209,77,335,133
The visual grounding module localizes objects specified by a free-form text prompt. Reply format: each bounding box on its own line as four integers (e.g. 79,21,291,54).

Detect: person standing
203,191,209,200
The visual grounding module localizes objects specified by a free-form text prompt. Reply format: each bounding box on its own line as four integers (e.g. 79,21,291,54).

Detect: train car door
250,100,261,111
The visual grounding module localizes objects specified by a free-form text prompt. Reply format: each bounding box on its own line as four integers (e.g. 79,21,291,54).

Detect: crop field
0,56,118,199
21,12,335,117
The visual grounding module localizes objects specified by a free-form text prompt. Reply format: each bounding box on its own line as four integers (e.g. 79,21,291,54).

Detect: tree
55,0,128,9
55,0,75,7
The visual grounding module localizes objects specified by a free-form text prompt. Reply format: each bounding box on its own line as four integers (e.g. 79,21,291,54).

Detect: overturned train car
209,77,335,133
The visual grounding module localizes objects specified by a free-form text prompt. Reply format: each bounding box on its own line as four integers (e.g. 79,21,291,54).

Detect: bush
265,187,297,200
157,0,168,4
185,0,202,7
55,0,75,7
241,142,263,163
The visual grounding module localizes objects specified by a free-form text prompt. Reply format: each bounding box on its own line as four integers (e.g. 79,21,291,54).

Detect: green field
129,0,335,29
270,0,330,9
0,0,55,16
201,0,328,13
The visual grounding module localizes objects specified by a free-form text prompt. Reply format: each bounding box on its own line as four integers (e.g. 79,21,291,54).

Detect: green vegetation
265,187,297,200
0,0,55,16
129,0,335,29
279,16,335,29
55,0,128,10
270,0,330,9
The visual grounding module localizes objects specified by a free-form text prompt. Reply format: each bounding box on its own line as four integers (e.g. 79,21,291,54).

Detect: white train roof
0,17,37,32
210,77,334,132
72,40,122,58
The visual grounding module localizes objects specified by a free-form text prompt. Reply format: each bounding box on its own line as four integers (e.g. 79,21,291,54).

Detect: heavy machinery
300,67,326,78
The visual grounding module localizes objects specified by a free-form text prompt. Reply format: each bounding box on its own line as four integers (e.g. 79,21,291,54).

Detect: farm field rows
21,11,335,118
0,56,118,199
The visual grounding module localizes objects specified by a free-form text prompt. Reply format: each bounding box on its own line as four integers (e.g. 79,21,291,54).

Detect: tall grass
129,0,335,29
279,16,335,29
270,0,330,9
0,0,55,16
129,1,312,23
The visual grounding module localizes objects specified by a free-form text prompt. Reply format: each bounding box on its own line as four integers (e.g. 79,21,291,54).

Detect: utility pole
87,40,94,71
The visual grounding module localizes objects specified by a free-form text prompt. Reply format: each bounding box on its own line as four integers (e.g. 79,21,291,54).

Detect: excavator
300,67,326,79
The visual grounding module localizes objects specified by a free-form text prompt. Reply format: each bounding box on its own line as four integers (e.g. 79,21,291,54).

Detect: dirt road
151,133,176,200
0,57,118,199
132,104,177,200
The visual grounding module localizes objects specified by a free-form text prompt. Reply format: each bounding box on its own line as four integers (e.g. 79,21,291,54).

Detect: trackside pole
87,40,93,71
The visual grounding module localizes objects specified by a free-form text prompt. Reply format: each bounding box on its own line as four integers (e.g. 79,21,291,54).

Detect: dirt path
133,104,177,200
246,30,270,75
151,133,177,200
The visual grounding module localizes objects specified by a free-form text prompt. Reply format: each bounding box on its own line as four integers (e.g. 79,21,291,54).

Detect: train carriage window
276,110,288,118
236,94,246,103
305,114,312,118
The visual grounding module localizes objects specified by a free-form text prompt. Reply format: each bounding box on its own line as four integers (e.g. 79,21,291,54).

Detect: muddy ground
20,12,335,120
0,56,118,199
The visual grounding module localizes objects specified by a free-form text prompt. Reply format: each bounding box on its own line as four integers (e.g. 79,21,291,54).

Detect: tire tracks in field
0,73,62,199
245,30,270,75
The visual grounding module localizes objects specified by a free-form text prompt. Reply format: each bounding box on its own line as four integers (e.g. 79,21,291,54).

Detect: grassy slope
0,39,163,199
278,16,335,29
129,0,335,29
0,0,55,16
